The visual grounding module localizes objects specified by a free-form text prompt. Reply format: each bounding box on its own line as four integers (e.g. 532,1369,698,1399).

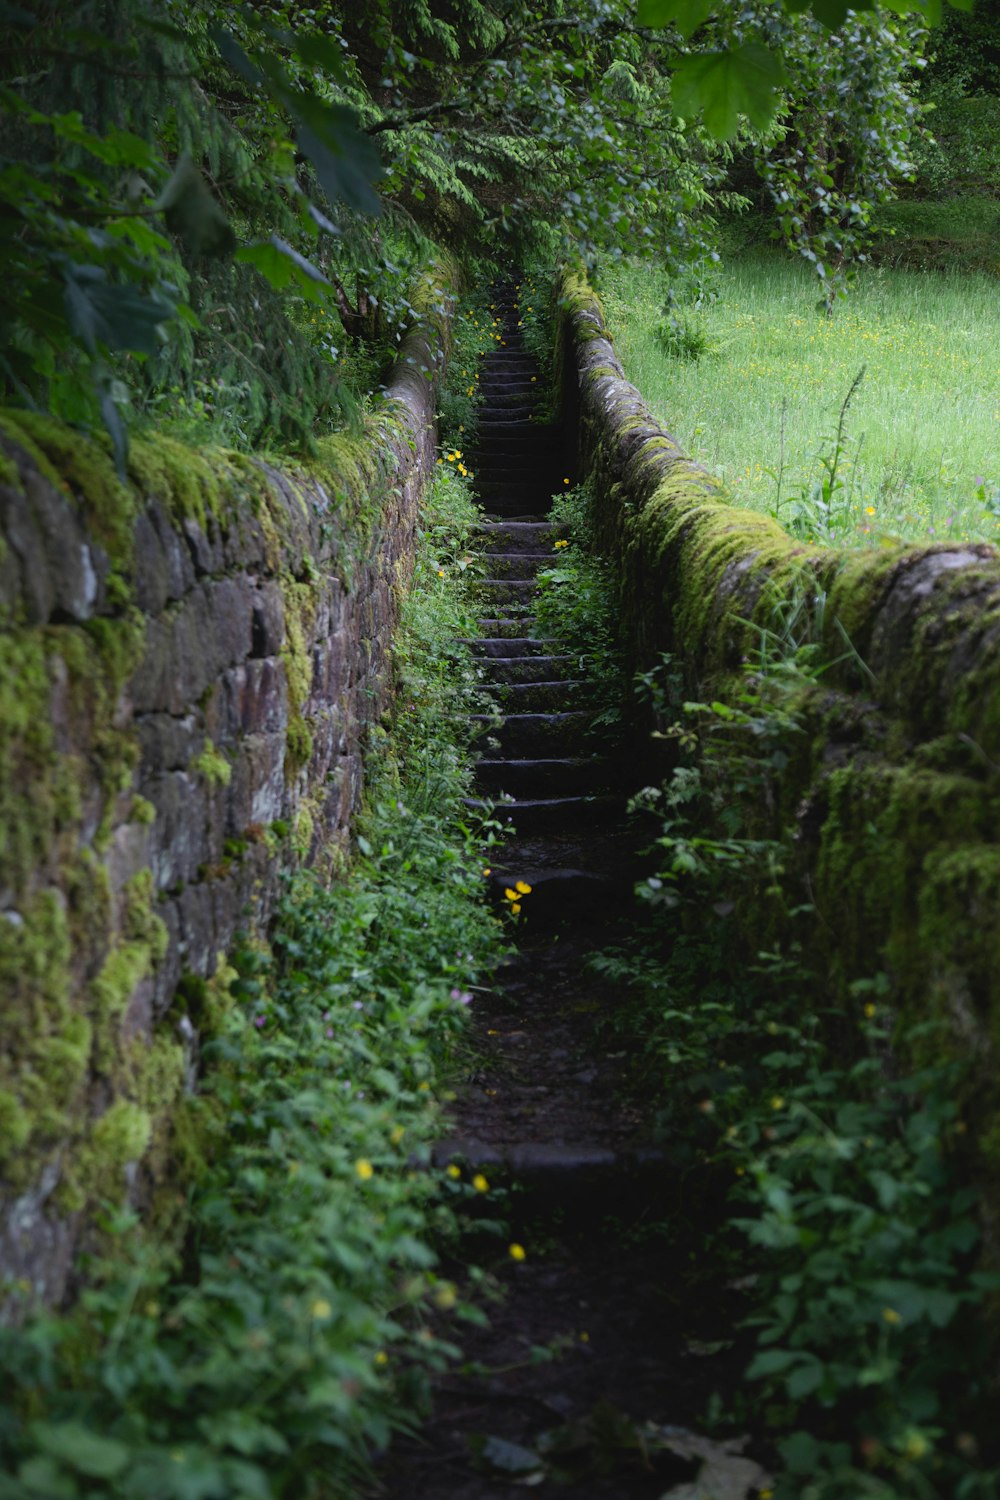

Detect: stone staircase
378,281,728,1500
460,284,634,926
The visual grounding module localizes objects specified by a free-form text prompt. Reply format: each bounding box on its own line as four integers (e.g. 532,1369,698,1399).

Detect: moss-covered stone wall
0,264,454,1311
560,271,1000,1202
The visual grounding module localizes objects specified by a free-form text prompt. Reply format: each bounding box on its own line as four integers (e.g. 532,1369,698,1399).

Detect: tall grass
597,253,1000,547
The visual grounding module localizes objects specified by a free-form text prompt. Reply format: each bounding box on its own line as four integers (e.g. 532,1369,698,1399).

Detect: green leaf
786,1359,824,1398
61,262,176,356
672,44,787,139
636,0,714,36
296,118,383,218
780,1431,821,1475
235,237,331,304
157,154,235,258
291,31,351,83
96,367,129,480
213,31,382,216
31,1423,129,1480
746,1347,801,1378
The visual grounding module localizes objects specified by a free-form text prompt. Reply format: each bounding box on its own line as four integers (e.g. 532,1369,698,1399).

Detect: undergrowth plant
533,480,627,721
594,636,1000,1499
436,278,498,454
0,468,506,1500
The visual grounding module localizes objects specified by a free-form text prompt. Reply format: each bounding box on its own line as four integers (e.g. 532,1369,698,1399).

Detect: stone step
477,550,555,580
470,710,591,756
471,458,561,480
482,679,589,712
464,632,552,656
471,424,559,449
476,467,565,489
479,350,536,365
481,792,620,836
474,655,576,683
477,500,558,521
475,578,539,609
475,756,611,797
431,1138,670,1223
473,521,565,550
479,390,543,410
478,406,539,424
478,377,538,395
476,486,554,510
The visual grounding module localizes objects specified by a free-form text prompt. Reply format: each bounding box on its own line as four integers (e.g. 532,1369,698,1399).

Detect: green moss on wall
3,411,135,570
191,738,232,786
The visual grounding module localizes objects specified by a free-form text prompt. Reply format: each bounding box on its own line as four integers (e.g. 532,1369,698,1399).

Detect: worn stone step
463,632,552,656
483,679,589,712
486,793,620,836
473,521,565,550
475,655,577,684
476,474,558,495
474,494,562,516
431,1138,671,1223
475,579,539,610
471,711,591,756
491,863,627,925
472,617,543,638
475,756,611,797
471,424,559,449
477,469,565,492
479,349,535,364
477,551,554,580
478,379,539,397
478,389,541,409
478,406,539,424
472,447,559,465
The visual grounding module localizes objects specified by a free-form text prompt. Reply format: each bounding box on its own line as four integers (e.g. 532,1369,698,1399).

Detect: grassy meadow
596,253,1000,548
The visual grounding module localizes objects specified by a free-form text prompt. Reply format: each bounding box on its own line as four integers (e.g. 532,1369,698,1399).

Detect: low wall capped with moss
0,263,455,1311
560,270,1000,1194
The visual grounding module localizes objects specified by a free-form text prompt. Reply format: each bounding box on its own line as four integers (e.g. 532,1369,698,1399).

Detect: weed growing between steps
593,648,1000,1499
0,471,506,1500
436,282,499,453
534,480,628,724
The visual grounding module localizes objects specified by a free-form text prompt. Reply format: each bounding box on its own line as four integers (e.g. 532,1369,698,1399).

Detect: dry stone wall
560,271,1000,1204
0,265,453,1311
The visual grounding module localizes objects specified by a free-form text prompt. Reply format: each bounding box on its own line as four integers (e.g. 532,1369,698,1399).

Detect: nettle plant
596,639,1000,1498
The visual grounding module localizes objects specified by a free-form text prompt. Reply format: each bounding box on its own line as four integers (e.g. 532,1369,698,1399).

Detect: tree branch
366,98,470,136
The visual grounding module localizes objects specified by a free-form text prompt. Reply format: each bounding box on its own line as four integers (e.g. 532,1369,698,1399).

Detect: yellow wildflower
446,1163,461,1179
472,1173,490,1193
509,1242,527,1261
882,1307,901,1325
311,1298,332,1319
355,1158,374,1181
